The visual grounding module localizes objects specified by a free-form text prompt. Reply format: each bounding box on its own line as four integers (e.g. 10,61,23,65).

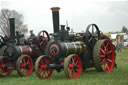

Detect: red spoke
42,71,46,77
106,41,109,48
39,70,43,75
106,63,109,70
41,59,44,65
27,59,29,64
100,58,105,64
100,54,105,58
107,59,112,63
69,64,72,67
102,60,106,70
74,60,78,65
22,68,25,74
107,50,112,54
72,57,75,64
68,69,73,75
73,69,76,77
100,48,105,54
45,59,49,64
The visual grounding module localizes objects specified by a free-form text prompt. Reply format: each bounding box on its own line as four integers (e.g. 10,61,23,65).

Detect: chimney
9,18,15,43
51,7,60,33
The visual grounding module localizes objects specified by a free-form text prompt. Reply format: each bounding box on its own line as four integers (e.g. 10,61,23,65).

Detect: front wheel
0,56,12,77
16,55,33,77
35,55,53,79
64,54,82,79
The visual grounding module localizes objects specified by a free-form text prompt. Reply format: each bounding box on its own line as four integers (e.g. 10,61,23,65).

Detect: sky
0,0,128,35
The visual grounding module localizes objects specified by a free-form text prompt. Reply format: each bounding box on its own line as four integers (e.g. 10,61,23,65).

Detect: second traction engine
0,18,50,77
35,7,116,79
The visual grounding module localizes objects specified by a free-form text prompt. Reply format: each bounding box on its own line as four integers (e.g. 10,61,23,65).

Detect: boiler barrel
48,41,87,58
4,45,39,60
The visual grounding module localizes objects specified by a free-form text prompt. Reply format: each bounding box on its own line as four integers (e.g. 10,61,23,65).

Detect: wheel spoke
72,57,74,64
74,60,78,65
42,71,46,77
106,63,109,70
73,69,76,77
100,54,105,58
106,41,109,48
100,48,105,54
107,50,112,54
100,58,105,64
107,59,112,63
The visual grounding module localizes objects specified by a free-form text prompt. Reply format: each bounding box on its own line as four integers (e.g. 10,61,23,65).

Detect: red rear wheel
0,56,12,77
64,54,82,79
93,39,115,72
35,55,53,79
16,55,33,77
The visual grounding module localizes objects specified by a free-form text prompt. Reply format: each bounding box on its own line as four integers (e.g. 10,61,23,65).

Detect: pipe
51,7,60,33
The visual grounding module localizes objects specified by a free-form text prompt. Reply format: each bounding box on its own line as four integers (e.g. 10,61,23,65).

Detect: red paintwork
100,40,115,72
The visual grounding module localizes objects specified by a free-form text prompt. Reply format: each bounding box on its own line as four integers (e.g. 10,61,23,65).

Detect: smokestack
9,18,15,43
51,7,60,33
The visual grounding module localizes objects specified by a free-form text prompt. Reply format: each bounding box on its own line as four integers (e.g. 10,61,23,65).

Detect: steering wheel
0,36,5,48
85,24,101,48
37,30,50,51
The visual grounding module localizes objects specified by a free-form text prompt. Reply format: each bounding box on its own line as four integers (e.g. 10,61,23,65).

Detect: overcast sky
0,0,128,35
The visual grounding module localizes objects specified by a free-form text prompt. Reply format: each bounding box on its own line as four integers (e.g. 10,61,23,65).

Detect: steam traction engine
0,18,50,77
35,7,115,79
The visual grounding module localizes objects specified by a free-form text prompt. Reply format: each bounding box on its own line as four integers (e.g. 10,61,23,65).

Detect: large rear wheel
93,39,115,72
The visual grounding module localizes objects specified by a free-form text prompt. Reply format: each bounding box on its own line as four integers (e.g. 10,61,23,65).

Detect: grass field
0,48,128,85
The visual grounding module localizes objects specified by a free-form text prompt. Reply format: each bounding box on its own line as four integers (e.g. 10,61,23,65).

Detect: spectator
29,30,35,37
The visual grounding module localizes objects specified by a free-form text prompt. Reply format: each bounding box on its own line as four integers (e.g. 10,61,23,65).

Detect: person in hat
29,30,35,37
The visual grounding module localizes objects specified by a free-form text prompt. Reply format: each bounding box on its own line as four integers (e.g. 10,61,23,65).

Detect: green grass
0,48,128,85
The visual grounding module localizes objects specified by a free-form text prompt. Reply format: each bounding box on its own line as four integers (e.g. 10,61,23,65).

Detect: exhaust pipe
9,18,15,43
51,7,60,33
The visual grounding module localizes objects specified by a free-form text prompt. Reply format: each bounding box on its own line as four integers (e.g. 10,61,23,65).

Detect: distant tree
121,26,128,34
0,9,28,36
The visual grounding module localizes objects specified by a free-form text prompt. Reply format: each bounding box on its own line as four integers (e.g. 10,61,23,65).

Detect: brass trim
64,43,69,56
82,42,87,52
78,42,82,54
72,42,77,53
51,7,60,12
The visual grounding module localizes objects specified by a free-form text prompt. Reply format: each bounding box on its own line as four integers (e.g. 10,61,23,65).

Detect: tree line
0,8,28,36
121,26,128,34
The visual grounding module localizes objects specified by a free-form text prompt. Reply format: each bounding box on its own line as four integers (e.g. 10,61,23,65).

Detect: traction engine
0,18,50,77
35,7,115,79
